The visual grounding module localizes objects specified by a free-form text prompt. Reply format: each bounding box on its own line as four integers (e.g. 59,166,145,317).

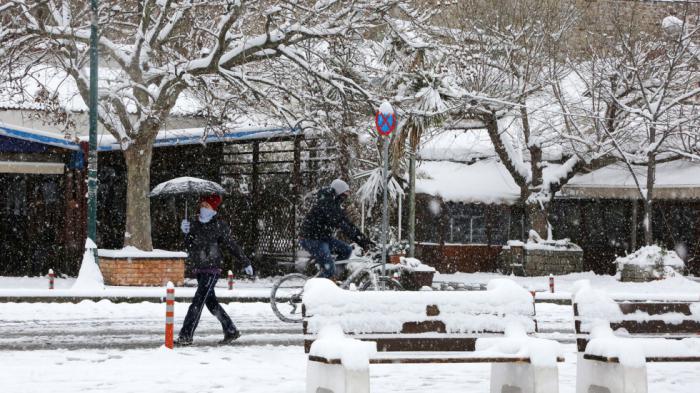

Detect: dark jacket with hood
184,216,251,272
300,187,368,246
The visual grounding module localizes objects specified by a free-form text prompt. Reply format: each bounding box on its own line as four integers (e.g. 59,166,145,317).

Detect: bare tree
443,0,583,238
2,0,404,250
587,8,700,245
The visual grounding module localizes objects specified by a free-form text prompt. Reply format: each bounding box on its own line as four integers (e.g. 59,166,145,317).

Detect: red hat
200,194,222,211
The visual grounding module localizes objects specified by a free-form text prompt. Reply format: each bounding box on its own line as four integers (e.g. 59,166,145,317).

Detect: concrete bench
574,291,700,393
303,278,563,393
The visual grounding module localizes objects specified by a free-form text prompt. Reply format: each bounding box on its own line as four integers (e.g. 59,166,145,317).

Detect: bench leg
576,354,647,393
490,362,559,393
306,360,370,393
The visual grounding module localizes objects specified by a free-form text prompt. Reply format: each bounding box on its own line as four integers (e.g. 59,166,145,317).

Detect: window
449,214,486,244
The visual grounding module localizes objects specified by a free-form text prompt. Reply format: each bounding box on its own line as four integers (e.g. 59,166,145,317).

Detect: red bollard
165,282,175,349
549,274,554,293
228,270,234,290
48,269,55,290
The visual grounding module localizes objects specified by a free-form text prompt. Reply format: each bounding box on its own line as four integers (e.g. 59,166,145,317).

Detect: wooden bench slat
583,354,700,363
305,337,478,353
309,353,566,365
618,303,692,316
609,320,700,334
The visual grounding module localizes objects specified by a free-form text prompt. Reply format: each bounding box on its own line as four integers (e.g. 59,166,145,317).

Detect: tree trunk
408,148,416,257
644,154,656,246
123,141,154,250
526,202,548,239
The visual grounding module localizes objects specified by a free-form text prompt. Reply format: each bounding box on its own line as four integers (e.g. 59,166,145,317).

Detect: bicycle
270,251,404,323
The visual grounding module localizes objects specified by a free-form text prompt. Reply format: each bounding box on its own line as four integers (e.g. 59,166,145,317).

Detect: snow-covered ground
1,344,699,393
3,272,699,301
0,276,275,299
2,273,700,392
436,272,700,300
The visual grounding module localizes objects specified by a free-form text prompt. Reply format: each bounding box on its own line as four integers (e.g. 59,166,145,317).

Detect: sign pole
381,135,389,277
375,101,397,280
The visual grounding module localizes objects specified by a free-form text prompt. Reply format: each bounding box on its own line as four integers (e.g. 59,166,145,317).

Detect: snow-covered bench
303,278,563,393
573,282,700,393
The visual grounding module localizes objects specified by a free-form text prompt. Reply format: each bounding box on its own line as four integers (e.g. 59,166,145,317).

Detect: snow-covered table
573,282,700,393
303,278,564,393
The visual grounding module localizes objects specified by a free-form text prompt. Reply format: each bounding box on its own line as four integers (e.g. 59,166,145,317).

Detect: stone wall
523,248,584,276
99,258,185,286
500,245,584,276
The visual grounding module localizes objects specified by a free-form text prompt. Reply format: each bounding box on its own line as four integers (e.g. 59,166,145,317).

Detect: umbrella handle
185,200,188,221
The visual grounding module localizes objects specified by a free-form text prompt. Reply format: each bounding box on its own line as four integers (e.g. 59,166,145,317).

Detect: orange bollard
228,270,234,290
165,281,175,349
48,269,55,290
549,274,554,293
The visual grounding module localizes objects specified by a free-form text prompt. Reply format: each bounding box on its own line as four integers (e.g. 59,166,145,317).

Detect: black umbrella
149,176,227,219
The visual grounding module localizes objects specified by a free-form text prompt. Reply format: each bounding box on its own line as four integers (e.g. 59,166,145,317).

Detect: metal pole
398,194,402,242
361,201,365,233
408,149,416,257
381,136,389,277
88,0,99,263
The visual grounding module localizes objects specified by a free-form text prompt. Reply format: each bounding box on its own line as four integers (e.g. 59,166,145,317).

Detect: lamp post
375,102,397,277
88,0,99,262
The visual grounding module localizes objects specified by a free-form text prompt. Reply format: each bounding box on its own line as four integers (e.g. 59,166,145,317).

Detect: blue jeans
300,238,352,279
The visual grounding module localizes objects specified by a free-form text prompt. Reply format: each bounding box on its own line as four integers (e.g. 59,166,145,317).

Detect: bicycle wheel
359,275,403,291
270,273,309,323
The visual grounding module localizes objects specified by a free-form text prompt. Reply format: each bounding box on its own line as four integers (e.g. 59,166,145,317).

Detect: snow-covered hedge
615,245,685,281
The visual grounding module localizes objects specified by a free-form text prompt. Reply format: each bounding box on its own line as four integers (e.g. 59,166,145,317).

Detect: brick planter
400,270,436,290
98,249,187,286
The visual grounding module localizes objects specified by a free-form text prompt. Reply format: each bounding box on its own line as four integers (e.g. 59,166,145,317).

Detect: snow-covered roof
416,158,700,204
418,129,564,163
561,160,700,200
89,126,298,152
419,130,495,162
0,123,80,151
416,159,521,204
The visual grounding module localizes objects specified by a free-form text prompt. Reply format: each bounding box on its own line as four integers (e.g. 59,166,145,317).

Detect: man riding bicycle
299,179,374,279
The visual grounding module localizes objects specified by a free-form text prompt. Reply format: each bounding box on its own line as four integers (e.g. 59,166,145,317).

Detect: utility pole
88,0,99,262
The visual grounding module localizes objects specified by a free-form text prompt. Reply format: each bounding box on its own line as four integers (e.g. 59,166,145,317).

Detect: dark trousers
299,238,353,279
178,272,236,340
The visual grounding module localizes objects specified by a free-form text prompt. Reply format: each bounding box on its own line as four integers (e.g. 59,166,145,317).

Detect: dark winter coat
300,187,367,246
184,217,251,271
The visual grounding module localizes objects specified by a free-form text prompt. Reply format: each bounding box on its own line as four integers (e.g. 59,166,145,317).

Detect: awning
0,124,80,151
0,161,65,174
90,126,299,152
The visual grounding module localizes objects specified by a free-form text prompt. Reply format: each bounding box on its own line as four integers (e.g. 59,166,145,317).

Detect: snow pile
399,257,436,272
72,239,104,291
572,280,624,327
476,324,563,367
513,230,582,251
378,101,395,115
303,278,535,334
584,323,700,367
308,325,377,370
98,247,187,259
616,245,685,268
